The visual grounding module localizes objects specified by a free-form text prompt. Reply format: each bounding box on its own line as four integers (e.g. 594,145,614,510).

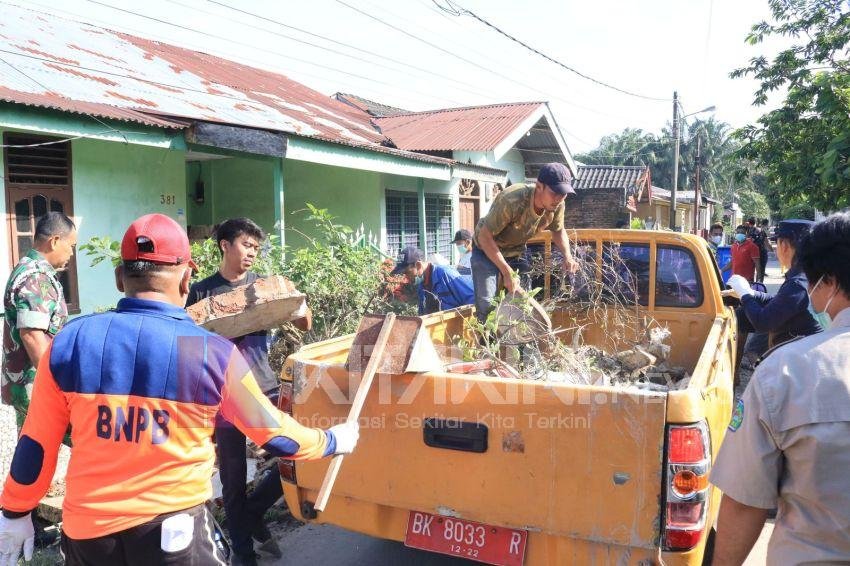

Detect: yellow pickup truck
278,229,736,565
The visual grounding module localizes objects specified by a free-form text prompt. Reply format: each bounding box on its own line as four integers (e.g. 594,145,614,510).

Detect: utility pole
670,91,680,231
693,134,701,235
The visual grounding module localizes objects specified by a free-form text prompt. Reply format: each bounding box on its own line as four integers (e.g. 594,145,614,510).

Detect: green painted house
1,5,575,315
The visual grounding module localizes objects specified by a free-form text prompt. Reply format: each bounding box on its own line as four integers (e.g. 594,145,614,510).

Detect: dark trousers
757,251,768,283
216,422,283,558
60,504,225,565
470,247,531,323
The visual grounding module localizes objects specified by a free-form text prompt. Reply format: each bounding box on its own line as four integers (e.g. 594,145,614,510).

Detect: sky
3,0,789,155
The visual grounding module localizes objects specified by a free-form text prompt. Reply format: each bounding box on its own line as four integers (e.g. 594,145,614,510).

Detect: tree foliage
576,117,750,202
732,0,850,211
737,189,771,221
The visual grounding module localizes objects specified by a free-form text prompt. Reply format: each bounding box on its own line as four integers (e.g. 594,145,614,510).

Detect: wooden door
459,197,479,233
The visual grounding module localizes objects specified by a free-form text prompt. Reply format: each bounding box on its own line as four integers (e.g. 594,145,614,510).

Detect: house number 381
160,194,176,205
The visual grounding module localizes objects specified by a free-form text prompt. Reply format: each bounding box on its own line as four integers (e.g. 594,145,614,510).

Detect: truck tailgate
291,364,668,549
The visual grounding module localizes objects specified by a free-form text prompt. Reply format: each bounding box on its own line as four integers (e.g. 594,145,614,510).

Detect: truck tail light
663,422,711,551
277,379,297,484
278,380,293,415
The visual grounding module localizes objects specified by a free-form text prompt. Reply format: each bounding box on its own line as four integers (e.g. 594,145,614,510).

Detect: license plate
404,511,528,566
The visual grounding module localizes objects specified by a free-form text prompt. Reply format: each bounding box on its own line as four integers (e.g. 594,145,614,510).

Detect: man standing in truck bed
471,162,579,322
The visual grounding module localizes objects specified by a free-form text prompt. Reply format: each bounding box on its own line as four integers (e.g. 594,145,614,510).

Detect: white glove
0,513,34,566
727,275,753,298
328,421,359,455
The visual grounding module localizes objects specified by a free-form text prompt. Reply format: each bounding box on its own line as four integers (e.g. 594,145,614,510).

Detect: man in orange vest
0,214,358,565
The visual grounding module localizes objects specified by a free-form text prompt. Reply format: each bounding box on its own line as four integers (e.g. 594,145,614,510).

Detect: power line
81,0,460,104
335,0,519,84
434,0,670,102
0,130,116,147
200,0,506,104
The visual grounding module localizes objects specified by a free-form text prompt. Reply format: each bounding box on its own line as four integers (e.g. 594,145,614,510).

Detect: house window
385,191,453,259
4,133,80,313
385,191,420,258
425,194,452,259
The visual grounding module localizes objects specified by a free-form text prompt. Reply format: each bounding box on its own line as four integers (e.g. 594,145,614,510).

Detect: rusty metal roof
0,4,394,148
574,165,650,194
375,102,545,152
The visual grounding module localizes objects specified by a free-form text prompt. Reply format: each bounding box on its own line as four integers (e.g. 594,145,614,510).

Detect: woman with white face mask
452,229,473,275
723,220,823,369
710,211,850,565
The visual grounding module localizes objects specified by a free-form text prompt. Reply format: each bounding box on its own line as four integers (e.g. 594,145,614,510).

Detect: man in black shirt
187,218,310,566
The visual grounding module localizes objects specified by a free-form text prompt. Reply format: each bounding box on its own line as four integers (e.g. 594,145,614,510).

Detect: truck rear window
603,243,650,305
656,246,703,307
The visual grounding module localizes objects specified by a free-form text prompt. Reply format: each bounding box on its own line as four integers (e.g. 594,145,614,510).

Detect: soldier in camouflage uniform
2,212,76,431
471,163,580,322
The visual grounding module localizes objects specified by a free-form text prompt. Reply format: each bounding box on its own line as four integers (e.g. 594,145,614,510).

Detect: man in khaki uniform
471,162,579,322
710,211,850,565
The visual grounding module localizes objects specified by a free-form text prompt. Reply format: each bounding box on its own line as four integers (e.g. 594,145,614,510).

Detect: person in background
722,225,760,283
2,212,76,432
0,214,358,565
724,220,822,370
751,218,773,283
187,217,311,566
452,229,472,274
710,211,850,565
392,246,474,315
707,222,724,257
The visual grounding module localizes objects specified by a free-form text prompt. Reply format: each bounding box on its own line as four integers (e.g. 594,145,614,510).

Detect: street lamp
669,92,715,231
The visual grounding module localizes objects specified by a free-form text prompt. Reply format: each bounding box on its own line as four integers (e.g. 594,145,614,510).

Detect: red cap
121,213,197,270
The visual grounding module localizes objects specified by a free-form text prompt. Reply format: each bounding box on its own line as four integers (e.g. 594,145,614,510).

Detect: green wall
0,131,8,286
185,161,214,227
73,138,186,313
209,158,276,234
283,160,382,250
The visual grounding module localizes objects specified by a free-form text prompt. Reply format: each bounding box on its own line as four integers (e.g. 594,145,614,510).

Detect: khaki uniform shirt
711,307,850,565
473,183,564,258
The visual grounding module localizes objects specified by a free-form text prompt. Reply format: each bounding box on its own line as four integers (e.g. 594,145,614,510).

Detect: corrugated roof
334,93,409,118
0,4,392,148
574,165,650,192
375,102,544,152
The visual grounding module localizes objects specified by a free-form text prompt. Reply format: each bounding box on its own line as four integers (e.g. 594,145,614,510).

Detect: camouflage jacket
473,183,565,258
2,249,68,390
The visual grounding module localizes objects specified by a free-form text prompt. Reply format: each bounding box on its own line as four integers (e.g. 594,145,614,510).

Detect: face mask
807,275,837,330
710,235,722,245
414,274,424,286
735,233,746,243
456,244,469,255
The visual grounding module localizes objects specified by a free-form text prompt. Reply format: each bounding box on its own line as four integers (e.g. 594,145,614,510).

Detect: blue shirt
418,264,475,315
740,265,823,347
